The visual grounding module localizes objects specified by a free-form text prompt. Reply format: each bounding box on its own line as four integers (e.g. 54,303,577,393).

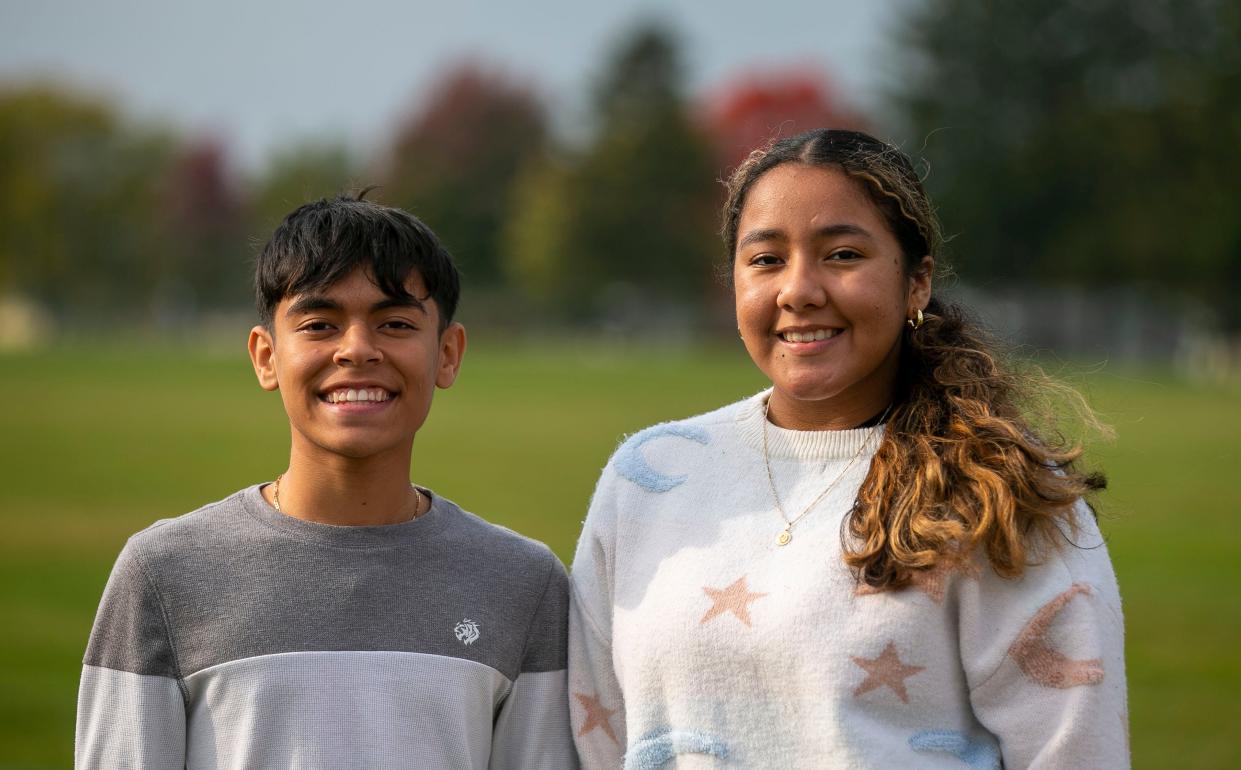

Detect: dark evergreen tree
549,21,719,321
890,0,1241,327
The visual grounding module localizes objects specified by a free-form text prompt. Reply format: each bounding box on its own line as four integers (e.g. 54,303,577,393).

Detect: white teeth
783,329,837,343
325,388,390,403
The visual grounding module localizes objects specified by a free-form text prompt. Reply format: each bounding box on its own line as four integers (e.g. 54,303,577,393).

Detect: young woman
569,129,1127,769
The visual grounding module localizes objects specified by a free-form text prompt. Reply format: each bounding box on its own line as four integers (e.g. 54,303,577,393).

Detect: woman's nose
776,256,828,311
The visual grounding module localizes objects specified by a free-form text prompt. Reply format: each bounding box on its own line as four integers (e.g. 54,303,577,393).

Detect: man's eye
300,321,333,332
382,320,417,331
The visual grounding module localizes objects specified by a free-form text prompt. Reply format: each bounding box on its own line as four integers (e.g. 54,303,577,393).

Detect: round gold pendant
776,529,792,546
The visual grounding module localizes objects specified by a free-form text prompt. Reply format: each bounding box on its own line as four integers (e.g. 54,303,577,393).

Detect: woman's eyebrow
738,223,874,250
814,223,874,240
737,228,786,250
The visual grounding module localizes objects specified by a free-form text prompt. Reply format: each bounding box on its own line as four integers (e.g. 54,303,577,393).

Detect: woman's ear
908,255,934,311
248,326,280,391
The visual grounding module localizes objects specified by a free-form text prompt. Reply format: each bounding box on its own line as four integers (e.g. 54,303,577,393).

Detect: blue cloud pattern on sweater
624,728,729,770
614,424,711,493
909,729,1002,769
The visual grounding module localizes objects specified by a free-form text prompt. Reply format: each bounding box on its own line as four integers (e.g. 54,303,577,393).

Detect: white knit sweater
569,392,1128,770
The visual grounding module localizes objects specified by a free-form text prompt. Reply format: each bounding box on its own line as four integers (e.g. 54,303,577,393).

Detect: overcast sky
2,0,905,170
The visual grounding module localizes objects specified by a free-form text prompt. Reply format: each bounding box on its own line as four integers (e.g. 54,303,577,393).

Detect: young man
76,194,577,769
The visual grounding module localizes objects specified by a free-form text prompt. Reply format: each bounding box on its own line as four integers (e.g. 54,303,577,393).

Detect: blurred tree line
1,2,1236,334
891,0,1241,330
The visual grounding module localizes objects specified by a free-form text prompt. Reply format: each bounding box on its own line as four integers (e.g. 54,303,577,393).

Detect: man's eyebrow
285,294,429,317
372,296,427,314
285,296,341,317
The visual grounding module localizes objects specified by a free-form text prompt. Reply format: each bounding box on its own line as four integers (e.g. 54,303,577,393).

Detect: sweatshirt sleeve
959,500,1130,769
490,551,579,770
569,465,627,770
76,539,187,769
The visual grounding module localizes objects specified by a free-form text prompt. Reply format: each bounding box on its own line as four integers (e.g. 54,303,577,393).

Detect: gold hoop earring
906,308,924,330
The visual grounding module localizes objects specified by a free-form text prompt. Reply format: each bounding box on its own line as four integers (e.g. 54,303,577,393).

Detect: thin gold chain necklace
762,398,891,546
272,474,423,519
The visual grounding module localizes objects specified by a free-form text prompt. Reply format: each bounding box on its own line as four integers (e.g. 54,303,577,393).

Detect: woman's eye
828,249,862,261
750,253,783,266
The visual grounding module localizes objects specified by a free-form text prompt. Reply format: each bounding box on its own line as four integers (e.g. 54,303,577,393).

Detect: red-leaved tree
702,69,870,171
384,62,548,286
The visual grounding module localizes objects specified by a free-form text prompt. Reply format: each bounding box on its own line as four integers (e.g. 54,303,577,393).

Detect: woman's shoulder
954,497,1125,699
959,498,1122,630
609,390,765,460
587,391,764,507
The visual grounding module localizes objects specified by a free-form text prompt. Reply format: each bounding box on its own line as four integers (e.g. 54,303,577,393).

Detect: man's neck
265,447,422,526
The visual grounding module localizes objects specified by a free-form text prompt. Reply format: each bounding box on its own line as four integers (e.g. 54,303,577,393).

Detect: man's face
248,267,465,465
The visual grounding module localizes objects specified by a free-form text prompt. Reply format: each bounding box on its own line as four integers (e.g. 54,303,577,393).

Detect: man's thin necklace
763,398,892,547
271,474,423,519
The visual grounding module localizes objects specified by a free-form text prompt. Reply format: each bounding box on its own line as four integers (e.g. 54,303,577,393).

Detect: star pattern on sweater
574,691,619,744
700,575,767,627
851,641,925,703
855,557,982,604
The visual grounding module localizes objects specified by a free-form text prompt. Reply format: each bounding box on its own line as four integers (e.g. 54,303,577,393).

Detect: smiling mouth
778,329,842,343
321,388,394,404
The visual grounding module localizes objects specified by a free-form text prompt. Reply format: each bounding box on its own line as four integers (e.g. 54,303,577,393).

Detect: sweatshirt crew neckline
239,483,451,549
734,389,888,462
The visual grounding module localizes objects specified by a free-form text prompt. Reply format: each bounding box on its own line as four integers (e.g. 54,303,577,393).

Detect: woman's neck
766,387,895,431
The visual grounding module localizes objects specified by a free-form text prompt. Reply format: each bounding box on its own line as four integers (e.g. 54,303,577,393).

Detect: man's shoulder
124,486,256,564
437,495,562,570
430,496,569,665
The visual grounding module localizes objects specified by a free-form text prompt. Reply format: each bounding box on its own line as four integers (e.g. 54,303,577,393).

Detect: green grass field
1,340,1237,768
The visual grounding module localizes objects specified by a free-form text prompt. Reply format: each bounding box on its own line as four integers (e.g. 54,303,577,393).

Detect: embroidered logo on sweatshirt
454,618,481,645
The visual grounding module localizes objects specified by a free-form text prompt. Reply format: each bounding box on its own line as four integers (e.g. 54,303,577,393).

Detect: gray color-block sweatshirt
76,485,578,770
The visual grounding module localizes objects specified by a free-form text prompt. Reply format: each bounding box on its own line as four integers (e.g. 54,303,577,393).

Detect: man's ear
248,325,280,391
908,255,934,312
435,322,467,389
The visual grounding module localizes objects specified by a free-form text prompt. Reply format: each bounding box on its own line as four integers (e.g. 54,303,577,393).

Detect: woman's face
733,163,932,429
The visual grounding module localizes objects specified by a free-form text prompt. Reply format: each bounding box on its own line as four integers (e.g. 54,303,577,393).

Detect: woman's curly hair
722,129,1107,590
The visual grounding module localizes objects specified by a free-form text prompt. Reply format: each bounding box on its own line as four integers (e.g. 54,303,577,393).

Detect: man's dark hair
254,191,461,330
